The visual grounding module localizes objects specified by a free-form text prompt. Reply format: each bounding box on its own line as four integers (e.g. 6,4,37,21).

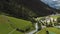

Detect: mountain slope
0,15,34,34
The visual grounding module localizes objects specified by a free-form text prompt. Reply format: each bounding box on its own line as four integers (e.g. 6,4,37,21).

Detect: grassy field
7,16,34,31
50,15,60,19
0,15,34,34
36,27,60,34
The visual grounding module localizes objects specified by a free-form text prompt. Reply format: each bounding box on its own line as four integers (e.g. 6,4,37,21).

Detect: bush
57,17,60,23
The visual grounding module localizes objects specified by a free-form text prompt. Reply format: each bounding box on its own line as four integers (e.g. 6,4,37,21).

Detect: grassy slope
0,15,34,34
50,15,59,19
36,27,60,34
0,15,14,34
7,16,34,31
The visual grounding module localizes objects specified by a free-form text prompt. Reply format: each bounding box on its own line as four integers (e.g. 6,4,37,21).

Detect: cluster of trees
0,0,60,21
0,0,38,21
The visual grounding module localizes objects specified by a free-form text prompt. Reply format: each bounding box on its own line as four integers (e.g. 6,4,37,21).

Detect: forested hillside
0,0,59,21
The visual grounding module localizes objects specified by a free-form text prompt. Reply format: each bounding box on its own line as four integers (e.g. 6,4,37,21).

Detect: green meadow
0,15,34,34
36,27,60,34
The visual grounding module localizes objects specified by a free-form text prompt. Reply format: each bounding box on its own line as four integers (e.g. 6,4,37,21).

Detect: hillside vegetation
36,27,60,34
0,15,34,34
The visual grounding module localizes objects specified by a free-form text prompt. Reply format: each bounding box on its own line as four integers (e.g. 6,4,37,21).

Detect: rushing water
26,23,38,34
26,14,60,34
